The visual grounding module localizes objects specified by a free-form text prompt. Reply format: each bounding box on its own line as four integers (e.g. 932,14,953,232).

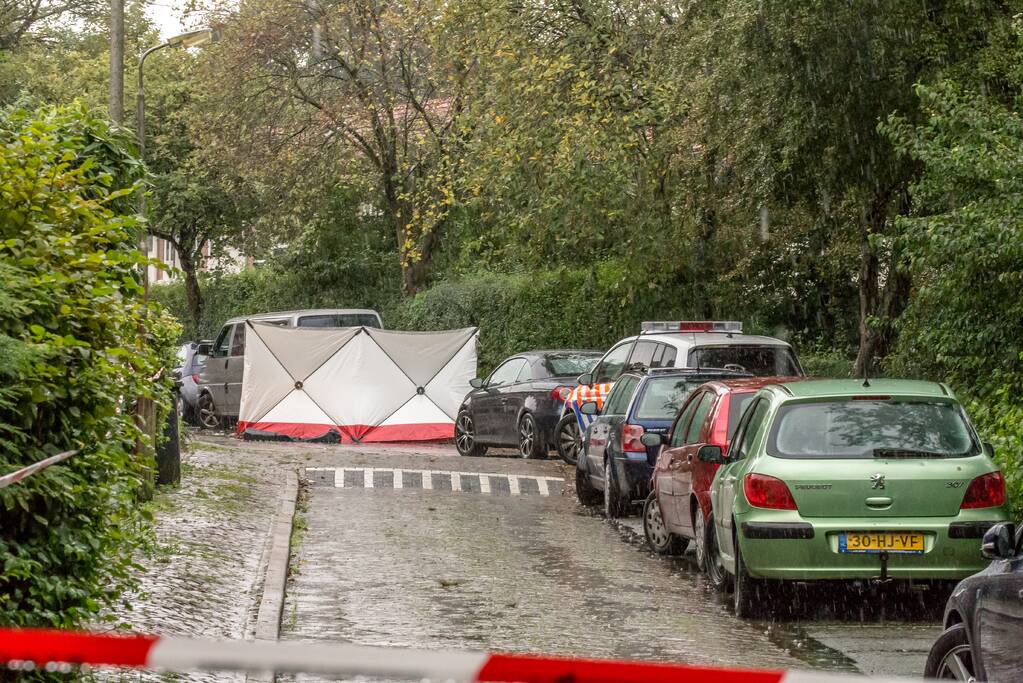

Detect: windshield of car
726,392,756,440
297,313,381,328
689,346,800,376
767,400,977,459
543,353,600,377
634,378,700,420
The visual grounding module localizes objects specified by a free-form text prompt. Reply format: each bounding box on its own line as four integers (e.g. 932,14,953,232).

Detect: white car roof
224,308,381,325
621,331,793,350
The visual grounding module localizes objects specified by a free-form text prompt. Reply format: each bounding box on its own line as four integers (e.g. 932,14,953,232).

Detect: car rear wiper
872,448,945,459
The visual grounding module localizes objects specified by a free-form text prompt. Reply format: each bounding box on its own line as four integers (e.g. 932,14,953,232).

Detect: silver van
196,308,383,428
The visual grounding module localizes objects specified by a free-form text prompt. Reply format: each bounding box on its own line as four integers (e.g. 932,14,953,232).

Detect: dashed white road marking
306,467,562,497
537,477,550,496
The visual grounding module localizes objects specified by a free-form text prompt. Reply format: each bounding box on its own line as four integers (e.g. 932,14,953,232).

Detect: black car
454,350,602,459
575,368,749,518
925,520,1023,680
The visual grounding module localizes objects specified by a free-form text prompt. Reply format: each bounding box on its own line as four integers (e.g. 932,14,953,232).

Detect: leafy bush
885,81,1023,516
0,103,177,628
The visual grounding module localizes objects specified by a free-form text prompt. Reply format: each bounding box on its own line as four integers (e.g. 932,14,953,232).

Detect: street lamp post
134,27,218,489
136,27,219,293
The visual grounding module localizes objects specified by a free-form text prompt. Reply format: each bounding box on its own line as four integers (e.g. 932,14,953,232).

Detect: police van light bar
641,321,743,333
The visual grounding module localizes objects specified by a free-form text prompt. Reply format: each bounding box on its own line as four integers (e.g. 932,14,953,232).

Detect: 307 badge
839,532,925,554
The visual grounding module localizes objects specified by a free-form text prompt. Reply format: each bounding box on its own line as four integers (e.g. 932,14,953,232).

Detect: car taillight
551,386,572,402
960,471,1006,509
191,374,200,383
622,424,646,452
744,474,798,510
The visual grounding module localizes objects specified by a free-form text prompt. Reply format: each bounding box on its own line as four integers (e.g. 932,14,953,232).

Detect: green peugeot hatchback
702,379,1009,617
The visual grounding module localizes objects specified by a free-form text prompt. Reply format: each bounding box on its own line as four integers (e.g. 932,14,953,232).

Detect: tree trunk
179,250,203,327
853,191,910,378
853,233,880,378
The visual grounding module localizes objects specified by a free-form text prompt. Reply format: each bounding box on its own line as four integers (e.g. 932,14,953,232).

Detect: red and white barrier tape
0,628,912,682
0,450,77,489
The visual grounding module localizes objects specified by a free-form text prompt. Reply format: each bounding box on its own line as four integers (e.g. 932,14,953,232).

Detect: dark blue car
574,368,750,518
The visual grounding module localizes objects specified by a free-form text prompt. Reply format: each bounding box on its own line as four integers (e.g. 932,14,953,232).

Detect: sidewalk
98,436,285,681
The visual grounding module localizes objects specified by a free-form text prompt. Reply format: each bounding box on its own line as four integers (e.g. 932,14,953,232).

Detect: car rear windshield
767,400,977,459
689,346,800,376
297,313,381,328
634,378,700,420
544,353,600,377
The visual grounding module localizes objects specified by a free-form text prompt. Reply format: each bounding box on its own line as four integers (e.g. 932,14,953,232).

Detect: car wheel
555,414,582,466
704,513,732,592
454,410,487,457
603,458,628,519
693,505,708,571
924,623,975,680
518,413,545,459
733,534,761,618
575,466,602,506
643,492,687,555
197,393,220,430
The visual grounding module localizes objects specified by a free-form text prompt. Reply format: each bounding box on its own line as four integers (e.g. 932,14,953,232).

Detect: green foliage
0,103,177,627
885,71,1023,515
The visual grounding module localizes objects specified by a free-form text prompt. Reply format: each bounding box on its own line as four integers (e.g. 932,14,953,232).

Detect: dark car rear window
543,353,601,377
298,313,381,328
634,378,701,420
767,400,977,459
689,346,800,376
726,392,756,440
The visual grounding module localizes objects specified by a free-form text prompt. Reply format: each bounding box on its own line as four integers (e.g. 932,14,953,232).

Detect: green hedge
0,104,177,628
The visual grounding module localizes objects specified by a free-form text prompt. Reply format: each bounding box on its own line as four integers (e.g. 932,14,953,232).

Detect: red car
642,377,802,569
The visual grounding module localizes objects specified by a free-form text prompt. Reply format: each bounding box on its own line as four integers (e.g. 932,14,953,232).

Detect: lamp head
166,27,220,49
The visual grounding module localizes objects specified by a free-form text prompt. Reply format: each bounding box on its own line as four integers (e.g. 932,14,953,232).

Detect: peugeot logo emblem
870,473,886,490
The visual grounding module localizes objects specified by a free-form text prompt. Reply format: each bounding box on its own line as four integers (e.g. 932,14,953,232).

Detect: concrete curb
246,469,299,683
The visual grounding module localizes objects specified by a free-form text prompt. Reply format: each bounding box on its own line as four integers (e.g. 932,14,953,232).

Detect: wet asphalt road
274,445,946,680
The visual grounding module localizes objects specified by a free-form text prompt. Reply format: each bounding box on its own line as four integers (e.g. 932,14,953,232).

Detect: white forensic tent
237,323,479,443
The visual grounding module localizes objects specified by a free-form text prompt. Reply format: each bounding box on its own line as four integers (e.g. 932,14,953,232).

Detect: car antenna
862,373,871,388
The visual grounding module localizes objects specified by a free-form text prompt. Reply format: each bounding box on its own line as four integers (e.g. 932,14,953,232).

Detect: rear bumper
616,459,653,501
736,508,1008,580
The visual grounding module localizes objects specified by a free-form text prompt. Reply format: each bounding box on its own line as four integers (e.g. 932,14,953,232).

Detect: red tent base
237,421,454,444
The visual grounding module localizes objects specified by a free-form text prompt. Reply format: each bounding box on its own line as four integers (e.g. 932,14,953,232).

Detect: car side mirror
580,401,598,415
697,444,725,464
982,441,995,457
982,522,1016,560
469,378,484,389
640,432,666,448
577,372,593,387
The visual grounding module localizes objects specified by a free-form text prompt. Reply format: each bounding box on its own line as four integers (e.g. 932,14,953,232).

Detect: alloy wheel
644,495,669,548
694,510,706,570
558,417,581,465
519,417,535,458
198,395,219,430
455,413,475,454
935,645,975,681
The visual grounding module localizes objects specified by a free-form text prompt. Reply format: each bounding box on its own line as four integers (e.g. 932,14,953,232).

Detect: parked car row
454,320,801,462
453,319,1017,679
